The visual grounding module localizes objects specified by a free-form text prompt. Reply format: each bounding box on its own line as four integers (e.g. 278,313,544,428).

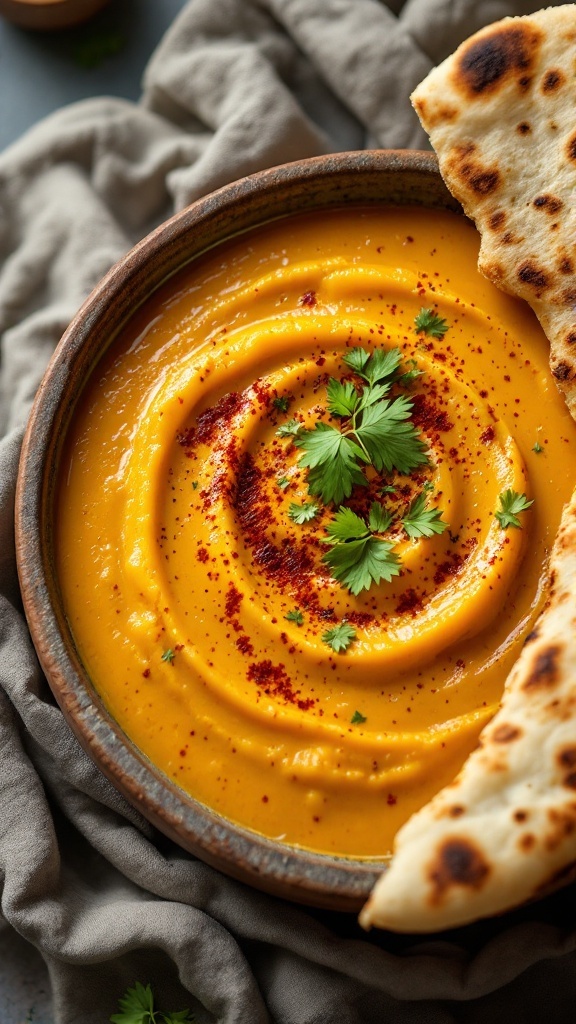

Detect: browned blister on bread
411,5,576,416
360,5,576,933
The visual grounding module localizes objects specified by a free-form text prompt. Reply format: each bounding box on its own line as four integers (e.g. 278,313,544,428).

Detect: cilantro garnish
532,441,543,453
414,307,449,338
110,981,194,1024
285,609,304,626
322,622,357,653
401,491,448,539
495,489,534,529
288,501,319,524
322,504,402,596
276,418,302,438
273,396,290,412
277,476,290,490
351,709,367,725
295,346,428,505
161,649,175,663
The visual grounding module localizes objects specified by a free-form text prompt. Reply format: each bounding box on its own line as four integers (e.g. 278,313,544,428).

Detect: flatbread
411,4,576,416
360,5,576,933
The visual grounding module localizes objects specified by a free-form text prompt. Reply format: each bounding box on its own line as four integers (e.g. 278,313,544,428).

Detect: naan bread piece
360,490,576,932
360,6,576,933
411,4,576,417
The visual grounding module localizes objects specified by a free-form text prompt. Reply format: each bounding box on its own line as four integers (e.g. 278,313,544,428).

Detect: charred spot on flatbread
558,747,576,789
428,839,490,903
445,143,501,197
516,260,549,294
565,131,576,161
541,68,565,93
491,723,522,743
552,361,575,382
532,194,563,214
523,644,561,690
453,23,542,97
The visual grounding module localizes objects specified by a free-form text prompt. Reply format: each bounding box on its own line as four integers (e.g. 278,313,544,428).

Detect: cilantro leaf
110,982,195,1024
288,501,319,524
351,709,367,724
355,396,429,475
111,982,153,1024
326,378,359,417
532,440,543,453
161,649,175,663
276,418,302,438
273,396,290,412
495,489,534,529
343,346,402,385
324,506,369,543
322,622,357,653
414,307,449,338
323,534,401,595
361,347,403,385
277,476,290,490
296,423,367,505
342,347,370,376
402,492,448,538
285,608,304,625
395,359,424,388
368,501,393,533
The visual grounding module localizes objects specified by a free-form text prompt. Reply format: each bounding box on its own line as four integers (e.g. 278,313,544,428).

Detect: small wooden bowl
0,0,110,31
15,151,461,911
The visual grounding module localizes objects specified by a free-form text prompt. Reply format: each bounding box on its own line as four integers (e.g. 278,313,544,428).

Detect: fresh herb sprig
295,346,428,505
322,621,357,653
401,491,448,539
322,504,402,596
414,307,449,338
288,501,319,524
110,982,194,1024
495,489,534,529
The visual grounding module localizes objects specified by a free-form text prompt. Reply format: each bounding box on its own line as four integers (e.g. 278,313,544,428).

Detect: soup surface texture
56,206,576,858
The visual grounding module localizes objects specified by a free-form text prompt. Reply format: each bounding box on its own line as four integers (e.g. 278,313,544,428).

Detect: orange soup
55,207,576,858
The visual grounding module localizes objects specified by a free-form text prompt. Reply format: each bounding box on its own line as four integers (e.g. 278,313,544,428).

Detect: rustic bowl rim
15,148,462,912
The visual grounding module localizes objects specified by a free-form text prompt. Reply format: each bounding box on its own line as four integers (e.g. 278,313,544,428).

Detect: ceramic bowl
0,0,109,30
15,150,461,911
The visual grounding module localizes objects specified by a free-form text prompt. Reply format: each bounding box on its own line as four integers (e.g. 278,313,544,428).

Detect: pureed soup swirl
56,206,576,859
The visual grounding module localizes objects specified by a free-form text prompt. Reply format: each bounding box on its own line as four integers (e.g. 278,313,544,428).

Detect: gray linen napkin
1,2,575,1022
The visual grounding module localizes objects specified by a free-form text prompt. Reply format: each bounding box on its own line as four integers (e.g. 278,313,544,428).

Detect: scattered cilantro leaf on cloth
288,501,319,524
110,981,195,1024
495,489,534,529
351,709,367,724
414,307,449,338
402,491,448,538
322,622,357,653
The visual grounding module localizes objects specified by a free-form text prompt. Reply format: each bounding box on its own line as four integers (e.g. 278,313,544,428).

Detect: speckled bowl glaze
15,150,461,911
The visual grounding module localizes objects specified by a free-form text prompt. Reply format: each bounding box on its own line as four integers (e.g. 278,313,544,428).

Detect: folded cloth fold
1,2,575,1022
